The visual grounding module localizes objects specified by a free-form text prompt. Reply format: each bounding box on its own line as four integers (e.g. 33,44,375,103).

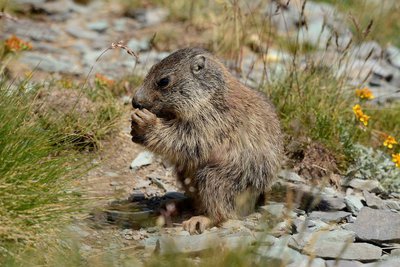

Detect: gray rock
287,256,325,267
130,151,154,170
363,190,386,209
348,179,383,193
20,52,78,74
66,24,98,39
346,207,400,243
3,19,59,42
352,41,383,60
87,21,109,33
345,195,364,215
278,170,306,183
293,218,330,233
127,38,150,52
391,248,400,257
364,258,400,267
323,195,347,211
289,229,355,251
297,18,331,47
257,244,304,266
127,8,169,27
309,211,352,223
253,233,278,245
303,241,381,261
220,230,256,249
114,18,127,32
325,260,364,267
386,45,400,68
384,200,400,211
155,232,220,254
140,236,159,251
260,202,296,218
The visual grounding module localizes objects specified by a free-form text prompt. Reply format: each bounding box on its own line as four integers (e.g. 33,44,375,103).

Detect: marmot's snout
132,86,149,110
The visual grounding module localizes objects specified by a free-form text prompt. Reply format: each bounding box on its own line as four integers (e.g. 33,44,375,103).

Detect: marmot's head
132,48,226,120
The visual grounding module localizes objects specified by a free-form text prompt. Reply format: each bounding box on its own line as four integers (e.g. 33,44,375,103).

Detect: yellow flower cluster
352,104,370,126
355,87,374,100
393,153,400,168
383,135,398,149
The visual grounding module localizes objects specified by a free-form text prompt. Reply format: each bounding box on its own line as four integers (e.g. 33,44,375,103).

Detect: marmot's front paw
182,216,212,234
130,108,158,143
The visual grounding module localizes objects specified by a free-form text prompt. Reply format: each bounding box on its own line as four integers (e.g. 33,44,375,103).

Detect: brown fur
131,47,283,225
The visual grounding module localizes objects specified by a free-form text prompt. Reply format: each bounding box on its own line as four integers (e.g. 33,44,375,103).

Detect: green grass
0,79,81,254
0,75,122,263
315,0,400,46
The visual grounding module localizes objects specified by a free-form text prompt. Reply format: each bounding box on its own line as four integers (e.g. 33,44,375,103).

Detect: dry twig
96,40,139,62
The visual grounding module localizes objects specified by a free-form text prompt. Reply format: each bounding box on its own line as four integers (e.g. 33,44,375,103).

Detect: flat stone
363,190,386,209
130,151,154,169
391,248,400,256
87,20,109,32
325,260,364,267
287,256,325,267
386,45,400,68
323,196,346,211
345,195,364,215
352,41,383,60
257,244,304,266
278,170,306,183
364,258,400,267
3,19,59,42
346,207,400,243
155,232,220,254
308,211,352,223
348,179,383,193
127,7,169,27
253,233,278,245
20,52,78,74
127,38,150,52
303,241,381,261
293,218,330,233
289,229,355,251
384,200,400,211
260,203,296,218
66,24,98,39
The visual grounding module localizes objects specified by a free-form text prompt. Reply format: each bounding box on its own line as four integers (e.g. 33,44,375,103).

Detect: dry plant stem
0,11,18,21
96,40,140,63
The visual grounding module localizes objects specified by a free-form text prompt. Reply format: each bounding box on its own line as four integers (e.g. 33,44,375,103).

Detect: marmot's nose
132,98,144,109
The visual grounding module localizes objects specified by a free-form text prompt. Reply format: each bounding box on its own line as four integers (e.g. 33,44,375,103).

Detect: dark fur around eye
157,77,170,88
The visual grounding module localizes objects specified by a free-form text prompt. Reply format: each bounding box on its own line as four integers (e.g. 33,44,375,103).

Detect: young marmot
131,47,283,234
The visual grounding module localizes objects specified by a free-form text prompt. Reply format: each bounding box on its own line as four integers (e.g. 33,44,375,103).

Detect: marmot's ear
191,55,206,74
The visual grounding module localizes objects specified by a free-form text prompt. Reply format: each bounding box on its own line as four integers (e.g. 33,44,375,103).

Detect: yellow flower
355,87,374,100
352,104,370,126
393,153,400,168
383,135,398,149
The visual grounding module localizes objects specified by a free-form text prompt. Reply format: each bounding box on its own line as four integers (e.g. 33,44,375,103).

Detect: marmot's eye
157,77,170,88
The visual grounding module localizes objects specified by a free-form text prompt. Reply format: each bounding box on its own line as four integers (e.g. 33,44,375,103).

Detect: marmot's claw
182,216,212,235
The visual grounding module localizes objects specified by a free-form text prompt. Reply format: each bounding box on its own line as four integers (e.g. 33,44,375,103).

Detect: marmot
131,47,283,234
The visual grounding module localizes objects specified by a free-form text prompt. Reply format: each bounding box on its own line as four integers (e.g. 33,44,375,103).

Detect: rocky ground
2,0,400,266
